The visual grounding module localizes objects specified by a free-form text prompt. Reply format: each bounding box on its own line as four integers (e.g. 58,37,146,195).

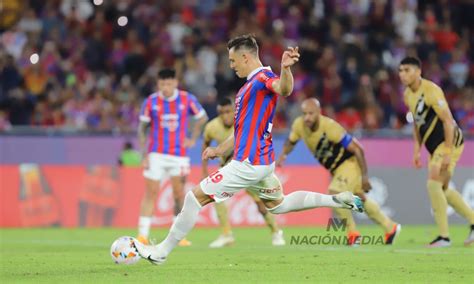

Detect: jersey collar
158,89,179,101
247,66,272,81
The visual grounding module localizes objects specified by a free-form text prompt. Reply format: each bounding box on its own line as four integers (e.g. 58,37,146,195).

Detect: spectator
0,0,470,135
118,141,142,167
4,88,35,125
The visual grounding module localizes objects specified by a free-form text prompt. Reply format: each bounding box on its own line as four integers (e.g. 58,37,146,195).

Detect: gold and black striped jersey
289,116,353,173
203,116,234,166
403,79,464,154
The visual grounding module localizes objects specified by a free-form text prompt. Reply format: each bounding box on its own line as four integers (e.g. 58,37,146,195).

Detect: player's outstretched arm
272,47,300,97
346,138,371,192
202,134,234,160
433,101,456,173
201,137,212,177
412,124,422,169
137,121,150,168
277,139,297,167
185,115,209,148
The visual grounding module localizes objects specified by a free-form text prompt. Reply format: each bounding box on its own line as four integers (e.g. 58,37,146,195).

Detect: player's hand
281,46,300,69
440,153,451,174
202,147,219,160
184,138,196,148
142,155,149,170
413,151,422,169
276,154,287,167
362,175,372,193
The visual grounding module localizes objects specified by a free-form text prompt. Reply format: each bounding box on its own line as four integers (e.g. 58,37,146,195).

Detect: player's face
157,78,178,97
228,48,247,78
218,104,234,127
302,104,320,129
398,64,420,86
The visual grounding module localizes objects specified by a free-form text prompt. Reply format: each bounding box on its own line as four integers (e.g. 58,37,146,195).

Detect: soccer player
277,98,401,246
137,68,208,246
202,97,285,247
134,35,363,264
399,57,474,247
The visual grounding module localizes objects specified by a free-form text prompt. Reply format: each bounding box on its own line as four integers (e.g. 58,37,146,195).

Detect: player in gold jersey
277,98,401,246
399,57,474,247
202,97,285,247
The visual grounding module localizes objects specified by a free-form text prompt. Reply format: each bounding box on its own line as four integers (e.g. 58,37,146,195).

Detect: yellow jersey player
399,57,474,247
202,97,285,247
277,98,401,245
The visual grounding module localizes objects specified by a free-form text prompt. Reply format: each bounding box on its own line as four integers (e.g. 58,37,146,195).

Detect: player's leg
362,196,400,244
159,186,213,255
250,173,363,215
169,157,192,246
248,190,280,233
134,185,214,264
138,153,164,244
209,202,235,248
246,190,285,246
440,144,474,246
138,179,160,243
215,202,232,235
328,161,360,245
336,159,400,244
426,145,451,247
133,160,250,264
170,176,185,216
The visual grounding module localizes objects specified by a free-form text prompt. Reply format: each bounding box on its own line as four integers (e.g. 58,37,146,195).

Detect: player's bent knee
191,186,215,207
264,198,284,214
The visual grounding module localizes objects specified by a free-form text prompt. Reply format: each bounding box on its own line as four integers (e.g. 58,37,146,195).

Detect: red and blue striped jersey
233,67,279,165
140,89,206,156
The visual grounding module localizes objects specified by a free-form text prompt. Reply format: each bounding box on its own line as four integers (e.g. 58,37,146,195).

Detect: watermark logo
326,217,347,232
290,218,385,246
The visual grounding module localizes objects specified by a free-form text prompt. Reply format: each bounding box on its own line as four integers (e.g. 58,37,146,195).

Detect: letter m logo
326,218,347,232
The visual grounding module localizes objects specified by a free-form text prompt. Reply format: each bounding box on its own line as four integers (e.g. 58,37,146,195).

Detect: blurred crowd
0,0,473,134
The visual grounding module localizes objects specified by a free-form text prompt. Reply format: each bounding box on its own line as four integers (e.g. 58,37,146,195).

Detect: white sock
159,191,202,255
268,191,344,214
138,216,152,237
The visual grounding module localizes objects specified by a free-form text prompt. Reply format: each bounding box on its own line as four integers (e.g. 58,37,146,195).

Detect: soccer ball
110,236,141,265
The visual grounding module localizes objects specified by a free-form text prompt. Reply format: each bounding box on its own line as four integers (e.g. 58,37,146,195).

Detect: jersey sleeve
188,94,207,119
425,84,449,115
402,91,409,108
258,71,280,94
139,98,151,123
288,118,302,144
326,118,349,145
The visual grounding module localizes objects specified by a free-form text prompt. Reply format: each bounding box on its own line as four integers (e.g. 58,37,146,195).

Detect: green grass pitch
1,225,473,283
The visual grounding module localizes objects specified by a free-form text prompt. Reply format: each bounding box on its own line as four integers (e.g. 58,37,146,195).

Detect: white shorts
143,153,190,181
200,160,283,203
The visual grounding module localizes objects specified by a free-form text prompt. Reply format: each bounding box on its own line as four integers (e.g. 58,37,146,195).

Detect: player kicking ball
133,34,363,265
399,57,474,247
202,97,285,248
277,98,401,246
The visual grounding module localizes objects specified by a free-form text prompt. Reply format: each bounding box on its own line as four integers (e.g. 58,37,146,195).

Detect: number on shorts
209,170,223,183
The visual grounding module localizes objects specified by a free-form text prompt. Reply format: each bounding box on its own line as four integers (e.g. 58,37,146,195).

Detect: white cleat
464,227,474,247
272,230,286,246
132,238,167,265
427,236,451,248
209,234,235,248
334,191,364,213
